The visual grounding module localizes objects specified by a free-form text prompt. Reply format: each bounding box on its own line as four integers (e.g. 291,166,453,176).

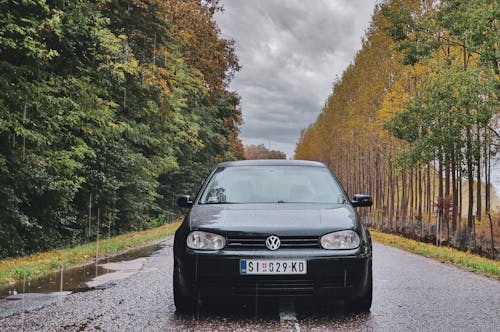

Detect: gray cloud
216,0,377,158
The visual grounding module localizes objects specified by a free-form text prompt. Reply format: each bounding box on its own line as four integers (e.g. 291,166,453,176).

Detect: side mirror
351,194,373,207
177,195,193,208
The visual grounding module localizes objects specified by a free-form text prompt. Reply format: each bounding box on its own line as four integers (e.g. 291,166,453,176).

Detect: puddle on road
0,242,164,300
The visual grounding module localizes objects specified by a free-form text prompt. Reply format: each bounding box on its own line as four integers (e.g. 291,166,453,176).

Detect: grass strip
371,230,499,279
0,221,181,287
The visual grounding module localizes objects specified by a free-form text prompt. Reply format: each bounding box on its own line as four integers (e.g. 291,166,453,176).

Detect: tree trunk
410,168,414,233
418,167,423,238
396,173,400,232
466,128,474,246
459,165,463,243
476,129,481,222
438,155,444,246
485,139,490,213
427,163,431,220
451,151,458,241
389,161,395,231
445,158,450,243
488,213,495,259
401,171,407,233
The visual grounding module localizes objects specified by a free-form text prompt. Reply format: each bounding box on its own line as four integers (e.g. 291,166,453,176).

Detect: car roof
216,159,327,168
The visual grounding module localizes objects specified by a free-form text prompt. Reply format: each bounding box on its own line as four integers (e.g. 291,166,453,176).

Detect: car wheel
173,269,197,313
345,264,372,313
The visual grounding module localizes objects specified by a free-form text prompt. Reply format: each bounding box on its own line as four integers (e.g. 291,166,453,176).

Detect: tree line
296,0,499,255
0,0,243,258
244,144,286,160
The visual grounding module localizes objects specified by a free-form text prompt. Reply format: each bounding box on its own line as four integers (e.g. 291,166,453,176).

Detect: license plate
240,259,307,275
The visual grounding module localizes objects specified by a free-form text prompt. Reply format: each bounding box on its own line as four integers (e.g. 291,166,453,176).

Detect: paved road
0,238,498,331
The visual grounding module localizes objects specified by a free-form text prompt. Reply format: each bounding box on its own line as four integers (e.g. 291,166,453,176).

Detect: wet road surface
0,237,498,331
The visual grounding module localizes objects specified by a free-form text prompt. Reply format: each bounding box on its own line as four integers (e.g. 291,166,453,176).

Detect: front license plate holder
239,259,307,275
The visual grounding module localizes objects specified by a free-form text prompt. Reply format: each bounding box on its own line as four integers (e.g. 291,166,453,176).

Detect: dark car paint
188,204,358,236
173,160,372,303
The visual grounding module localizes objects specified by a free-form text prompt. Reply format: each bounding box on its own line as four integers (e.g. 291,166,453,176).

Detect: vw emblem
265,235,281,250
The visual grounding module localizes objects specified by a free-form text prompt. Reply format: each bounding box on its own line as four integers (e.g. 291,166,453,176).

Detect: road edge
371,230,499,280
0,221,181,288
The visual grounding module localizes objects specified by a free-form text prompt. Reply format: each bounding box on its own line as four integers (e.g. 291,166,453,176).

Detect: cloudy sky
215,0,378,158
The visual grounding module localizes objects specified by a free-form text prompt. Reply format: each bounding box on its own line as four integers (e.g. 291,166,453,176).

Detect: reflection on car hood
188,203,358,237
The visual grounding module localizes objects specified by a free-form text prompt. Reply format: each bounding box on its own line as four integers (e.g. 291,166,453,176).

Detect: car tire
345,264,372,313
173,269,197,314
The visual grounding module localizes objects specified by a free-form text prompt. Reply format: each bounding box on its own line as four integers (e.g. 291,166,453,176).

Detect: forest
244,144,286,160
0,0,244,258
296,0,499,256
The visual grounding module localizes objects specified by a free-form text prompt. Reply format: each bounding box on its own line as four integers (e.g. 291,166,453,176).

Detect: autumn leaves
296,0,498,251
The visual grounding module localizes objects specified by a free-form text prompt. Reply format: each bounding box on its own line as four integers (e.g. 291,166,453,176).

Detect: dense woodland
0,0,244,258
296,0,499,255
244,144,286,160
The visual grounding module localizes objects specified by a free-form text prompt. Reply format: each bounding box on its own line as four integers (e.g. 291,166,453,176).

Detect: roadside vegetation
244,144,287,160
0,0,243,259
372,231,500,279
0,221,181,287
295,0,499,257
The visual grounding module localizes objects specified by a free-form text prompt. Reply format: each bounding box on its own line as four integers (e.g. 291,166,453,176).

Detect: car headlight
320,230,360,250
186,231,226,250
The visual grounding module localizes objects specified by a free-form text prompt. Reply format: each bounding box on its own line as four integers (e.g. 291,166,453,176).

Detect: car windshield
199,166,345,204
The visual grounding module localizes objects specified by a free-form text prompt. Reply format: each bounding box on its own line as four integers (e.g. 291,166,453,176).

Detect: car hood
188,203,359,237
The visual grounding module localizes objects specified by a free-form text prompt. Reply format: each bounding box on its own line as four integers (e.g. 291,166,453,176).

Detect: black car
173,160,373,313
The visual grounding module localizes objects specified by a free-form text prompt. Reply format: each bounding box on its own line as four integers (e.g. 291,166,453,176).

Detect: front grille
226,236,320,249
232,277,314,296
198,270,354,297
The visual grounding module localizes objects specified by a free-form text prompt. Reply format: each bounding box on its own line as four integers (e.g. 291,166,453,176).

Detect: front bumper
176,248,371,300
